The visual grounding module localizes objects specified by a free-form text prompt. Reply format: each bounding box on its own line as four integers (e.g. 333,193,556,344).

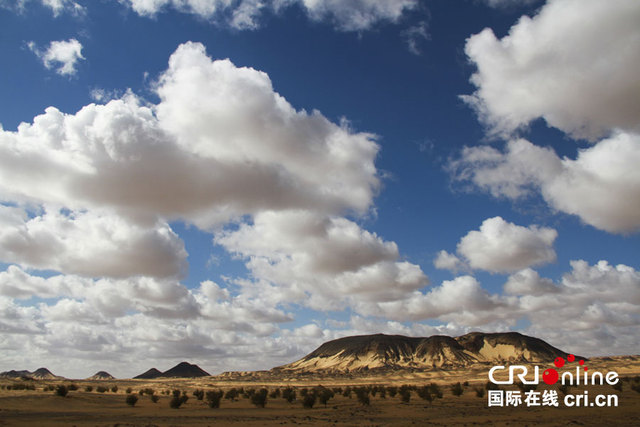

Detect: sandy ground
0,357,638,426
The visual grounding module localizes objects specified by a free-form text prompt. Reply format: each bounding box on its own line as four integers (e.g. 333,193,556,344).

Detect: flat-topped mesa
274,332,572,373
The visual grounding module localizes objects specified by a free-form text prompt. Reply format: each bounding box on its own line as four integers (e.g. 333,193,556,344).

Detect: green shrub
251,388,268,408
451,382,464,397
225,388,239,401
205,390,223,408
55,385,68,397
282,387,296,403
126,394,138,407
169,396,183,409
318,388,334,407
302,393,316,409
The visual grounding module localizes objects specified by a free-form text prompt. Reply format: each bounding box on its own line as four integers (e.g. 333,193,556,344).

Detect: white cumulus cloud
451,134,640,233
435,216,557,274
29,38,85,76
463,0,640,140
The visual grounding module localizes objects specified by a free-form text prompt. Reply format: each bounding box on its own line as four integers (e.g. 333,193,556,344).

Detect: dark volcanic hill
275,332,571,373
31,368,60,380
134,368,163,379
87,371,115,380
158,362,210,378
0,368,63,380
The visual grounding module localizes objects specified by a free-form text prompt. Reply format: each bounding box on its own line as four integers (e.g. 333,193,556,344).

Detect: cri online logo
489,354,619,386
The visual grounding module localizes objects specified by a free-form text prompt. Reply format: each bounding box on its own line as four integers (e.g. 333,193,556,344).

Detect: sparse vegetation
111,385,118,393
205,390,223,408
6,383,36,391
55,385,68,397
193,389,204,400
282,387,296,403
67,384,78,391
429,383,443,399
224,388,239,401
96,386,108,393
416,385,433,402
399,385,411,403
387,386,397,397
474,386,485,398
318,388,334,407
355,387,370,406
451,382,464,397
126,387,132,394
85,385,93,392
151,394,159,403
126,394,138,406
251,388,268,408
302,393,316,409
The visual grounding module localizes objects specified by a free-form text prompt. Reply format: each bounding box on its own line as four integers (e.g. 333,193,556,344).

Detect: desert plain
1,355,639,426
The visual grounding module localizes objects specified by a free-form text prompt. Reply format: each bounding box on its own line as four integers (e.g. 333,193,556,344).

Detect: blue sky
0,0,638,378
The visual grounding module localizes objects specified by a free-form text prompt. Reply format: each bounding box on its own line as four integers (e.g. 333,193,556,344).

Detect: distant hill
31,368,61,380
274,332,571,373
87,371,115,380
133,368,163,379
133,362,210,379
159,362,210,378
0,368,63,380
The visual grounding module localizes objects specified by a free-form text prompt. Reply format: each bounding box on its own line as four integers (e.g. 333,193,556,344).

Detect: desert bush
318,388,334,407
463,381,469,387
205,390,223,408
612,382,623,392
428,383,443,398
251,388,268,408
269,388,280,399
126,387,133,394
224,388,239,401
474,386,485,398
379,388,386,399
282,387,296,403
451,382,464,397
85,385,93,392
386,386,397,397
96,386,108,393
417,386,433,402
68,384,78,391
55,385,68,397
558,384,571,395
193,389,204,400
355,388,370,406
302,393,316,409
7,383,36,391
399,386,411,403
169,396,183,409
342,387,352,398
332,387,342,395
140,388,155,395
111,385,118,393
126,394,138,407
151,394,159,403
43,385,55,391
300,388,308,397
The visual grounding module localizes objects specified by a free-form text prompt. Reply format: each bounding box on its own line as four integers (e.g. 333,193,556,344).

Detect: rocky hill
133,362,209,379
274,332,571,373
87,371,115,380
0,368,63,380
